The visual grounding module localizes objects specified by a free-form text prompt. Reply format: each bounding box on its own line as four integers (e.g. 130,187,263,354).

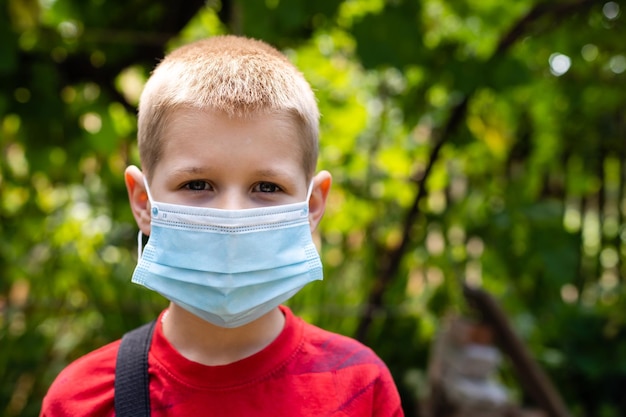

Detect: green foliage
2,0,626,416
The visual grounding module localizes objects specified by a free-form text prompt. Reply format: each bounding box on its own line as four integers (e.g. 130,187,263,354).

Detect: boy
41,35,404,416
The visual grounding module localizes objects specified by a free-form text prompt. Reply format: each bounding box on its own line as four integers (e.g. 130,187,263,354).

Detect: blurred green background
1,0,626,415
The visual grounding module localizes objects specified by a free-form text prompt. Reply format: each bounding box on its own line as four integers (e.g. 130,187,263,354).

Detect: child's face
149,108,309,209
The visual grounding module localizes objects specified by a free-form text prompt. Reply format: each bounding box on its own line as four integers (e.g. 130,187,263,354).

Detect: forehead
156,108,308,178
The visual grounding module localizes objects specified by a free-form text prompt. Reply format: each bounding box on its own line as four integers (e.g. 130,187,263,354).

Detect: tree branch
355,0,600,343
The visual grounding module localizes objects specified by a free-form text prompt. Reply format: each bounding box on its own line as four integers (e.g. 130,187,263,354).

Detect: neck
162,303,285,366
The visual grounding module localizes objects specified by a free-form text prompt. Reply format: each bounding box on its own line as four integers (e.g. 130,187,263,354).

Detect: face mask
131,180,323,328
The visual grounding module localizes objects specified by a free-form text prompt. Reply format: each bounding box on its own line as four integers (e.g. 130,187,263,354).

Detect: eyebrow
167,166,209,179
252,168,293,179
170,166,296,183
172,167,209,175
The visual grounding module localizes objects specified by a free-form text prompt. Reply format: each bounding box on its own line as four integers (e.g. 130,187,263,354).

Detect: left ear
308,170,332,232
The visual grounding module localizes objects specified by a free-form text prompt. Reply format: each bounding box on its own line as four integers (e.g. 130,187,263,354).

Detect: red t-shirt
41,306,404,416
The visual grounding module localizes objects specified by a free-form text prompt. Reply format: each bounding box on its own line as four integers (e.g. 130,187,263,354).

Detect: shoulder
294,318,404,416
298,318,386,370
40,339,120,417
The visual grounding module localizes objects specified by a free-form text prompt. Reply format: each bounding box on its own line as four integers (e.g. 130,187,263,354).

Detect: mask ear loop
143,177,155,203
137,177,155,259
137,230,144,259
305,180,314,202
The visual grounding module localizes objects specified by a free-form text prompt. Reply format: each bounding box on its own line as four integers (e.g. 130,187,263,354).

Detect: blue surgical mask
131,180,323,328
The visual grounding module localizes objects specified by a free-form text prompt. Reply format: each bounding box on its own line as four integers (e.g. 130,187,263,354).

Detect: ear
308,170,332,232
125,165,151,236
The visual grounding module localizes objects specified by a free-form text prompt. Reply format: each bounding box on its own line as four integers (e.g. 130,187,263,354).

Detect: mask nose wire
137,176,154,260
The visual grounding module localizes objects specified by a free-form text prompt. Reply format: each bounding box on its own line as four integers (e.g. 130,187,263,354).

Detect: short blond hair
137,35,319,179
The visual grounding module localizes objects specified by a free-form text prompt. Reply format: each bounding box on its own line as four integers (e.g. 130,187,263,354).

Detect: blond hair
137,35,319,179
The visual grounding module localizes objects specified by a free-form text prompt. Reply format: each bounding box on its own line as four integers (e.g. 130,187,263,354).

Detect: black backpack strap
114,320,156,417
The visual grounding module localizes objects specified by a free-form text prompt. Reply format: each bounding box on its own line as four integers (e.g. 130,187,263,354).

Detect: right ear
125,165,151,236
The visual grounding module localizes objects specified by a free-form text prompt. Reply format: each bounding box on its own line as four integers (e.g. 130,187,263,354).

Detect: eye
184,180,212,191
254,182,282,193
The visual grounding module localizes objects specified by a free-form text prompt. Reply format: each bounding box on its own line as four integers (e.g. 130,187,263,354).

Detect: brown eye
256,182,280,193
185,180,210,191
